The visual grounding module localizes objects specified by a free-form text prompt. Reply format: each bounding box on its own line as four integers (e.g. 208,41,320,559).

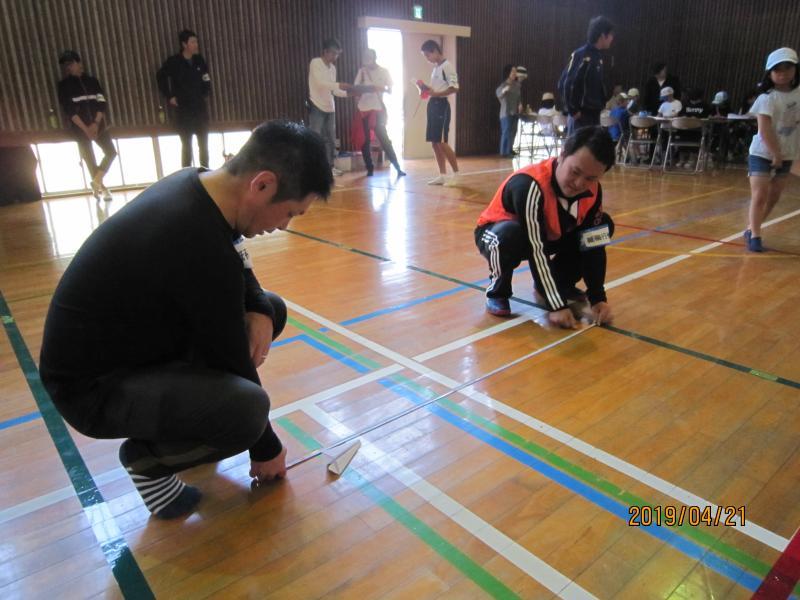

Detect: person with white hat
745,47,800,252
711,90,731,117
657,86,682,118
538,92,558,136
538,92,558,117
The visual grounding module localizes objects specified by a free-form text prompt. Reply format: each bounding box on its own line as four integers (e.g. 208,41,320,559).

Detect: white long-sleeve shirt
355,65,392,112
308,57,347,113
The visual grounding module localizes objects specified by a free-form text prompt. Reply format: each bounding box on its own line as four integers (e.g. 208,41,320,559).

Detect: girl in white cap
746,47,800,252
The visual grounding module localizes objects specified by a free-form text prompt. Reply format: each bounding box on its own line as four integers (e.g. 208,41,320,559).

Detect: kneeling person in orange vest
475,126,616,329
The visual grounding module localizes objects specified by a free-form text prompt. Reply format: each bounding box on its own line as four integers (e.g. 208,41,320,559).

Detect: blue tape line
0,411,41,430
299,333,764,593
610,199,748,246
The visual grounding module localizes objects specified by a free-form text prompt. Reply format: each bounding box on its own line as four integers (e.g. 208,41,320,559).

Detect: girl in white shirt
745,47,800,252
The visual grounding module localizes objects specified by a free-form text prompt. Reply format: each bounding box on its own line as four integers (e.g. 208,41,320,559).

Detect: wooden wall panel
1,0,798,155
664,0,800,111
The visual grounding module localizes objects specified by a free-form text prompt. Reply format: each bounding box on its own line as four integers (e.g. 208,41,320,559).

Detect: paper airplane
325,440,361,476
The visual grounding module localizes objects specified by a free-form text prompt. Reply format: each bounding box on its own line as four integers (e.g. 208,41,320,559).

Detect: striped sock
127,468,196,517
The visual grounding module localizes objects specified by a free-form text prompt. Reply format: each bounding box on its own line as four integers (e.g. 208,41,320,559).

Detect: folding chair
662,117,706,173
516,114,536,155
551,114,568,155
531,114,556,158
600,113,624,162
624,116,659,168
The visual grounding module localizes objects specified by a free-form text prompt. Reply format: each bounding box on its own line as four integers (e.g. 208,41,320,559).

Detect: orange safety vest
477,157,599,241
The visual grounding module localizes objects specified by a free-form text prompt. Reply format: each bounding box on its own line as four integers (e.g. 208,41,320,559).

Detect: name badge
579,225,611,251
233,236,253,269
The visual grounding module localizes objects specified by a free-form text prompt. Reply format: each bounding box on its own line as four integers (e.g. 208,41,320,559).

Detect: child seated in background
658,86,682,117
608,94,630,142
538,92,558,135
627,89,651,163
626,88,641,115
681,88,710,118
538,92,557,117
709,91,732,162
677,88,710,167
605,83,625,110
711,91,731,116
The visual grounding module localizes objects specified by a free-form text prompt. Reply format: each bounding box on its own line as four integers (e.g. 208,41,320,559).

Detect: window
32,129,253,196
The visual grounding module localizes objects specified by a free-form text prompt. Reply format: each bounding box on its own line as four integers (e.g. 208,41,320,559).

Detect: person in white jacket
308,38,352,175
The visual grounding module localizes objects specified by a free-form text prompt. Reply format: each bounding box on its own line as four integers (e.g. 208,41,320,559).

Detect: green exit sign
413,5,423,19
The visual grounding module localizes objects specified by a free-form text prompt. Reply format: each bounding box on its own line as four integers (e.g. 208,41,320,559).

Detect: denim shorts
748,154,793,177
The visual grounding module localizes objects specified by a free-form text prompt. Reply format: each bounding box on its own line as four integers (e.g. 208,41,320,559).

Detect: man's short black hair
562,126,616,171
587,16,614,45
652,62,667,75
224,120,333,202
179,29,197,46
502,64,514,80
322,38,342,52
58,50,81,64
420,40,442,54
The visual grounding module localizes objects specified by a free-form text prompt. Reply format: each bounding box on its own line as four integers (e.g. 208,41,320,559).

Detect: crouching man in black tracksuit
475,126,616,329
157,29,212,168
57,50,117,201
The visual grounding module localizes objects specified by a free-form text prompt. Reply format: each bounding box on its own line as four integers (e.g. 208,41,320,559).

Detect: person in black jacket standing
57,50,117,201
157,29,211,168
558,16,615,135
643,63,682,116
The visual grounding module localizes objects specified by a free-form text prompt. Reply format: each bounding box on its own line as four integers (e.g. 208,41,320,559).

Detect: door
402,33,441,159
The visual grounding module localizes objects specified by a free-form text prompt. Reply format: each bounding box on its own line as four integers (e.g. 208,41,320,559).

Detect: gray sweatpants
49,292,287,478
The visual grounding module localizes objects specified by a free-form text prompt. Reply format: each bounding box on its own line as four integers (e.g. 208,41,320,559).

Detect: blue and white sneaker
486,297,511,316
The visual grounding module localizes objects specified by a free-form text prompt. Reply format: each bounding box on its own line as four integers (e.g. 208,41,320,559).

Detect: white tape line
303,404,597,599
285,298,790,552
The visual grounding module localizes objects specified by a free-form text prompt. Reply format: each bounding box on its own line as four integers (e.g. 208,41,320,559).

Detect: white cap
766,47,798,70
541,92,555,101
661,86,674,96
627,88,639,97
712,91,728,104
516,66,528,80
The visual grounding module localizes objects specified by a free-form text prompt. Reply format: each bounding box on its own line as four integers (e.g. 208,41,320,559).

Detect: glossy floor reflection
1,157,799,599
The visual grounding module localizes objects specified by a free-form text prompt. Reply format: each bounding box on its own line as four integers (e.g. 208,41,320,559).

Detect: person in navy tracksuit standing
157,29,212,168
558,16,615,135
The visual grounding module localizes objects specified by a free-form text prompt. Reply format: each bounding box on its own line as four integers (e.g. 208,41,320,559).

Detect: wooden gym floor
1,155,799,599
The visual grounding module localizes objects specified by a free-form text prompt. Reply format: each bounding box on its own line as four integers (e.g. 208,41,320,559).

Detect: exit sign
413,5,423,19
